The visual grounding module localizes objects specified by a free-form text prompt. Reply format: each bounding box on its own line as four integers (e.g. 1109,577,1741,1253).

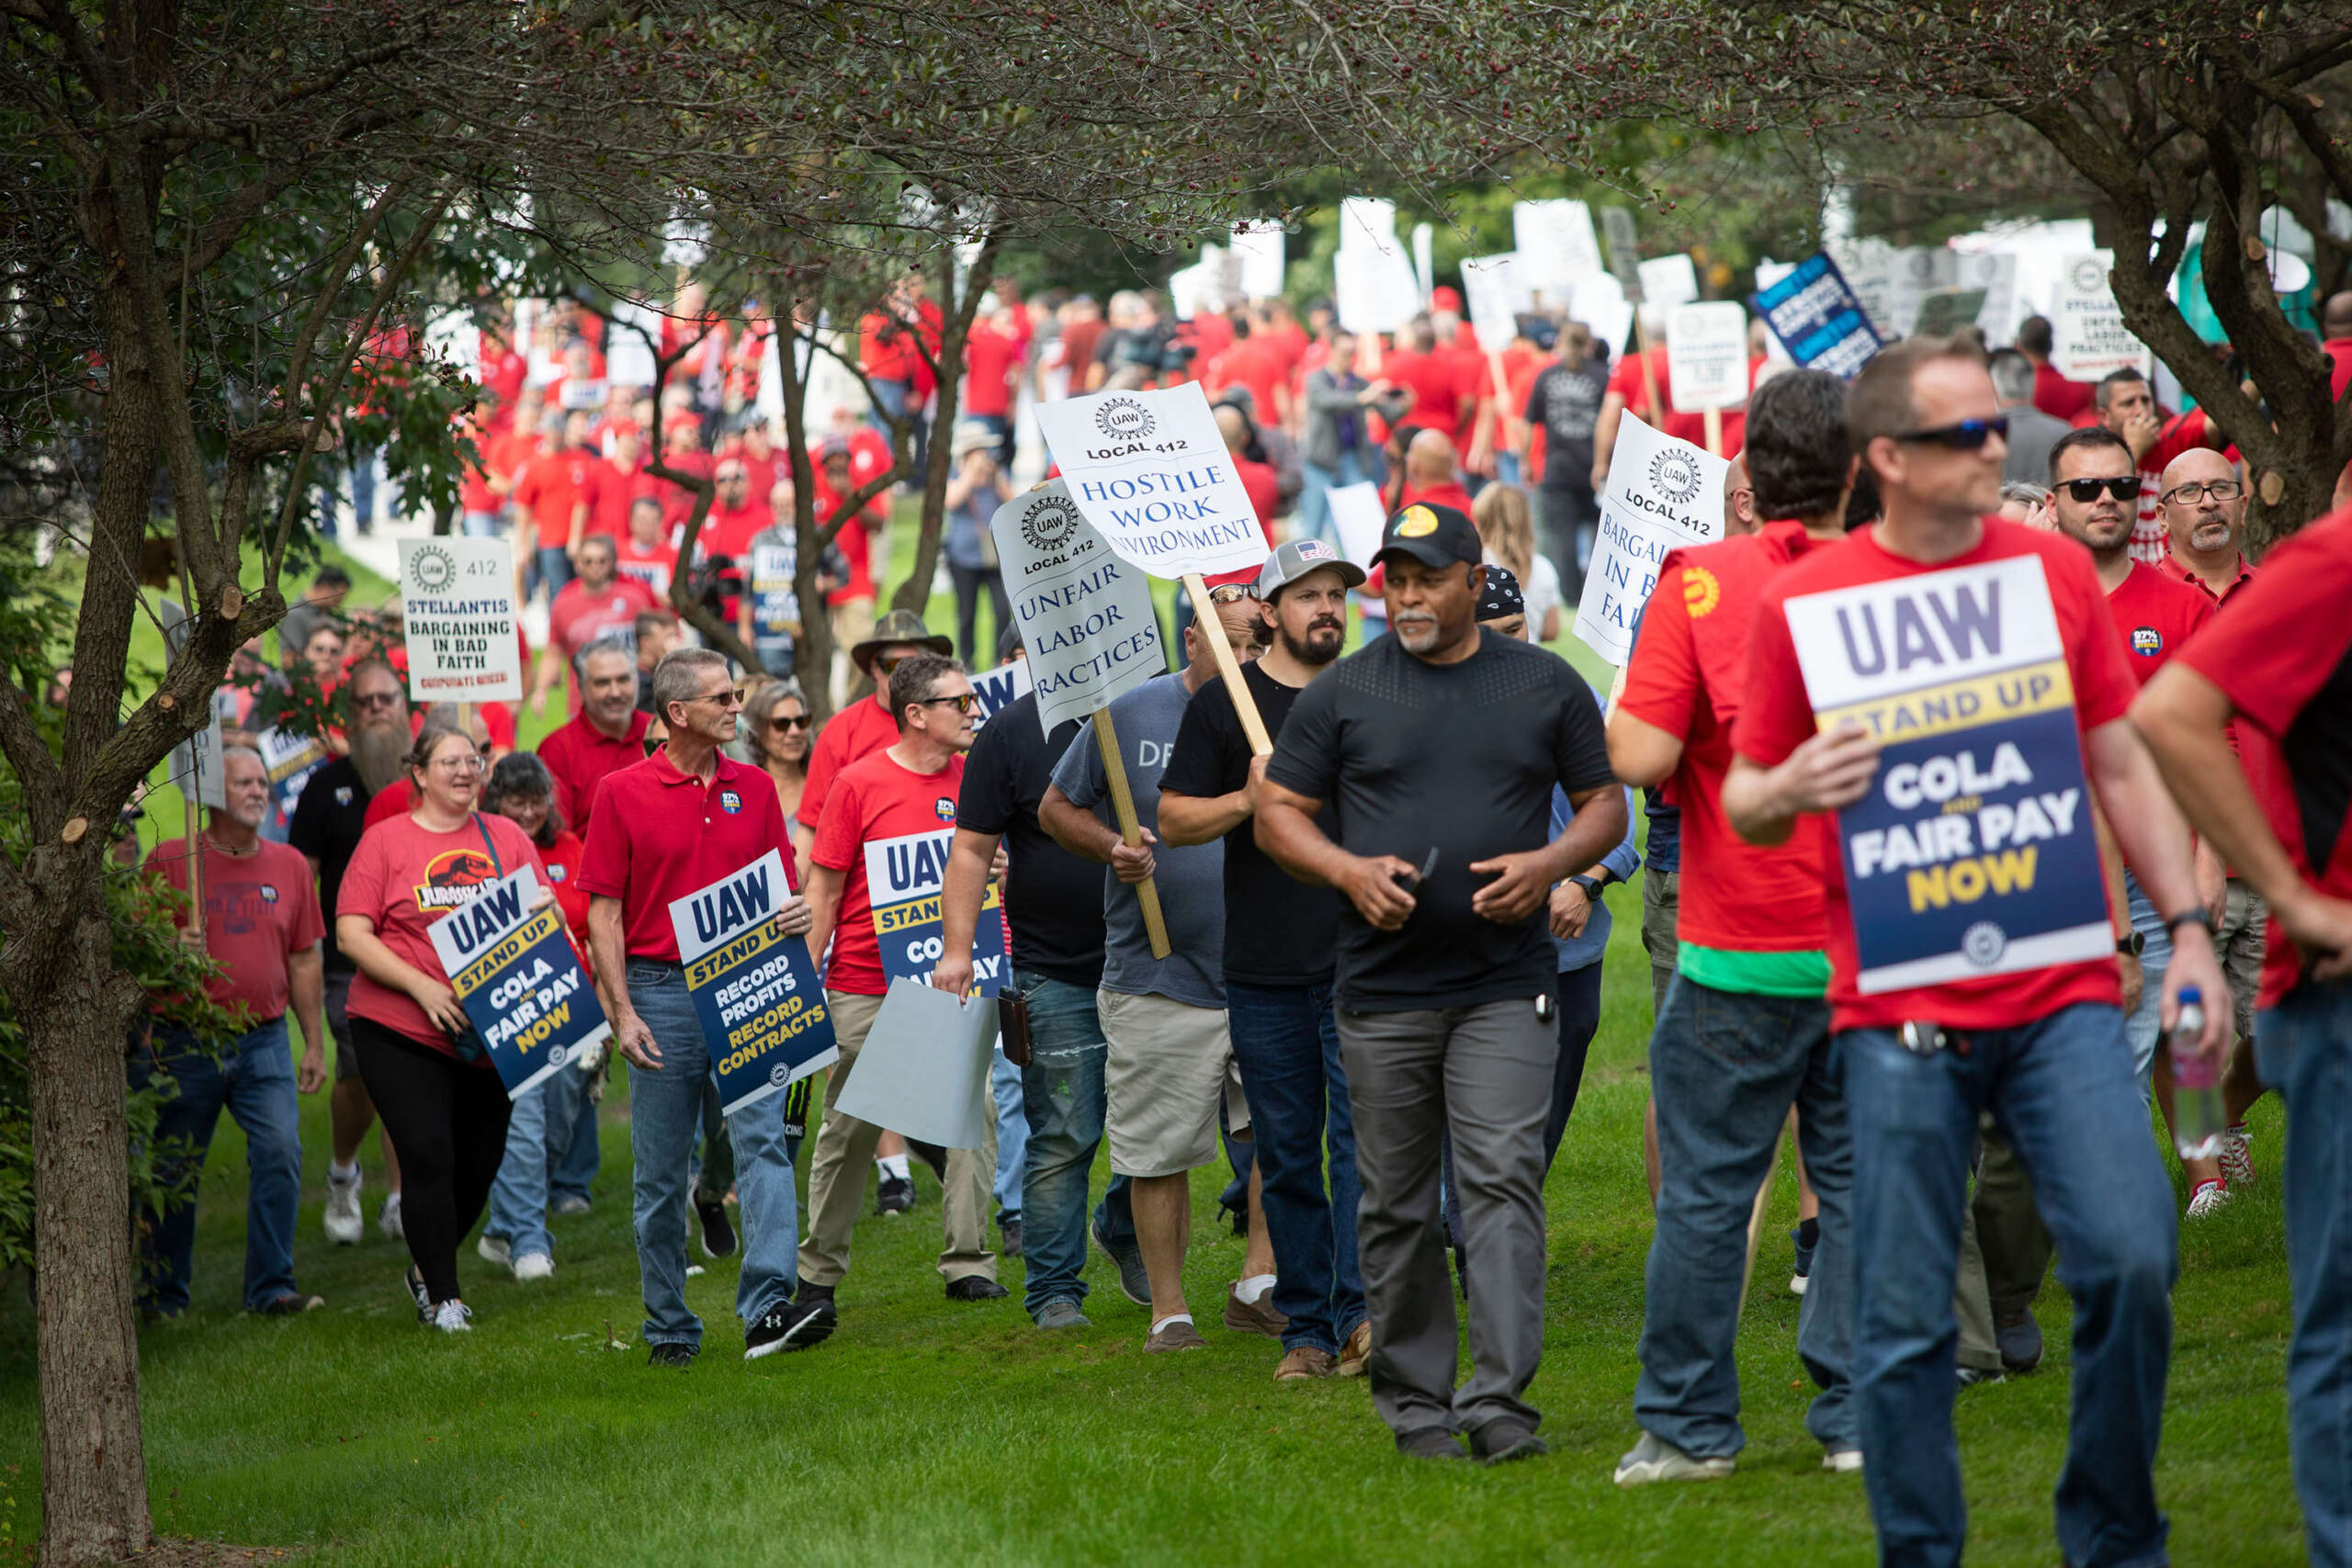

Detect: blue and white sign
1783,555,2109,992
862,829,1007,996
991,481,1169,732
967,657,1035,735
429,865,609,1100
1751,253,1883,380
1571,413,1726,665
669,849,836,1115
1034,383,1270,578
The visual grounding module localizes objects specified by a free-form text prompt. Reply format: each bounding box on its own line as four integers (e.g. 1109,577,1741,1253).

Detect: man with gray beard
288,657,411,1244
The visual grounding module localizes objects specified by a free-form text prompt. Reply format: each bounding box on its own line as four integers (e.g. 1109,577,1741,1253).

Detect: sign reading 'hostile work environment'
398,537,524,703
991,480,1169,733
862,829,1008,996
669,849,836,1115
1033,384,1272,579
427,865,609,1100
1784,555,2109,993
1572,414,1728,665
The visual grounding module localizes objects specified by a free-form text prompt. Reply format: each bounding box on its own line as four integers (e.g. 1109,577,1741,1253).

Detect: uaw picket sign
967,657,1035,735
991,482,1167,733
1572,414,1727,664
1033,384,1270,579
669,849,836,1115
399,536,523,703
1750,252,1883,379
1784,555,2109,992
428,865,609,1100
863,828,1007,995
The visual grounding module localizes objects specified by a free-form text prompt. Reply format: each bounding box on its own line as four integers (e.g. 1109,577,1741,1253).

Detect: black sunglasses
1892,416,2008,450
915,693,979,714
771,714,810,730
2059,475,2144,503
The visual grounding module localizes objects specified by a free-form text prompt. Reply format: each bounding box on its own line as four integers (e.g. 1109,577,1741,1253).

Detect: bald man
1400,430,1474,514
1721,454,1758,536
2159,449,2256,608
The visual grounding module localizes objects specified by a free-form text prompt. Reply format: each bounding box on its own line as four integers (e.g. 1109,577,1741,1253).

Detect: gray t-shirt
1049,672,1225,1007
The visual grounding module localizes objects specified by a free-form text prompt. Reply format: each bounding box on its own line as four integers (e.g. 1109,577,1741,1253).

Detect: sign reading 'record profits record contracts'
669,850,837,1115
1573,414,1727,665
398,537,523,704
1751,252,1883,380
1033,384,1271,579
991,481,1168,734
427,865,609,1100
864,828,1008,996
1784,556,2110,993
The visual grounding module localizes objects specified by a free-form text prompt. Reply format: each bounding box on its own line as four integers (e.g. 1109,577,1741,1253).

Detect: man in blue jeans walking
1161,540,1371,1381
2136,501,2352,1568
1725,342,2226,1567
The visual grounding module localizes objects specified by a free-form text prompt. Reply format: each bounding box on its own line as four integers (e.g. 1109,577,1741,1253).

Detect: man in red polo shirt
1724,341,2224,1565
530,536,655,716
2134,503,2352,1568
789,608,952,874
581,648,826,1366
536,637,649,835
797,652,1003,1315
2159,447,2258,609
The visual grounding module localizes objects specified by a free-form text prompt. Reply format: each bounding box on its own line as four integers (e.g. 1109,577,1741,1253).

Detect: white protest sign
1828,237,1899,340
1460,254,1522,350
1636,254,1701,312
1570,273,1635,357
1230,221,1288,299
1955,251,2019,344
1886,247,1960,339
833,979,997,1151
967,657,1035,733
1753,261,1797,364
398,536,523,703
1334,246,1421,334
991,481,1169,734
606,299,662,389
1514,200,1604,303
1032,384,1271,580
1327,482,1390,570
1667,302,1751,412
2052,252,2154,381
1411,223,1436,305
1572,413,1727,665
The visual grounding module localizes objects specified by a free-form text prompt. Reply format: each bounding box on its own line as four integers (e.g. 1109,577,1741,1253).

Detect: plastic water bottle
2168,986,2226,1160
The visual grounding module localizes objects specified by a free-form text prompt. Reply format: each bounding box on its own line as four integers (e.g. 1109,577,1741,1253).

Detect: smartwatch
2165,908,2215,941
2115,930,2144,957
1569,874,1605,901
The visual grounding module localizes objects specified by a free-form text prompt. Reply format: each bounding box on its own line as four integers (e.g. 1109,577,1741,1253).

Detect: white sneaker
379,1191,405,1240
1823,1447,1864,1473
477,1234,513,1269
1614,1432,1735,1486
2186,1179,2233,1219
513,1253,554,1282
324,1165,364,1246
428,1299,473,1334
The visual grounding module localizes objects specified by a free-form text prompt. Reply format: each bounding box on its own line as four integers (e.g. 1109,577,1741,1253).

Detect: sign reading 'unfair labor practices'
1751,253,1883,379
2051,252,2155,383
428,865,609,1100
399,537,523,703
669,850,836,1115
1033,384,1272,580
991,481,1168,733
863,829,1008,996
1573,414,1727,665
1784,556,2109,992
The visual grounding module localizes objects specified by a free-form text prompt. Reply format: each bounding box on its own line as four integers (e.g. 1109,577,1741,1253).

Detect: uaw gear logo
1682,564,1723,619
2070,257,2109,294
413,846,500,912
2132,626,2162,657
409,545,456,593
933,796,956,823
1395,505,1440,538
768,1062,790,1087
1093,396,1155,442
548,1043,569,1068
1019,491,1081,552
1962,919,2008,968
1648,448,1704,506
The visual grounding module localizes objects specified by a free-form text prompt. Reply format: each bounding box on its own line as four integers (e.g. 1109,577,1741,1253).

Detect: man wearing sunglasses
791,608,953,879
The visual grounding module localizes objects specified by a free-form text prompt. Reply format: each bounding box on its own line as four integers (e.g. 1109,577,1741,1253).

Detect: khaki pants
797,989,998,1288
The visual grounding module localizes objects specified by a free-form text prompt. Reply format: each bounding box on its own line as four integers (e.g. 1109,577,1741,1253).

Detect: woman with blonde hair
740,679,815,824
1471,481,1562,643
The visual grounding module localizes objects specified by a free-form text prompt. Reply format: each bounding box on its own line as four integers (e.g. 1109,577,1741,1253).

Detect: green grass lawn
7,505,2307,1563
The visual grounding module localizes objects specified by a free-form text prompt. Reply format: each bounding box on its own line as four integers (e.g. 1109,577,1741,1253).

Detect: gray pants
1339,997,1554,1438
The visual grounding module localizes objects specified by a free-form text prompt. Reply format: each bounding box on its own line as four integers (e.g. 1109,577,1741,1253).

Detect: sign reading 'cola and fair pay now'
427,865,608,1100
1784,555,2109,993
1032,383,1272,579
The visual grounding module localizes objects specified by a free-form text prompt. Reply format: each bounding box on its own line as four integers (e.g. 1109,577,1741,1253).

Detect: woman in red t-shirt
336,724,546,1329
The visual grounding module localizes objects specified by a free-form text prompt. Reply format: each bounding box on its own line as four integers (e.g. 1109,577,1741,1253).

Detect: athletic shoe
401,1265,430,1316
1146,1318,1207,1353
744,1296,834,1359
1822,1447,1864,1473
946,1275,1009,1302
1275,1346,1337,1381
1957,1366,2007,1389
426,1299,473,1334
2219,1124,2256,1190
1996,1308,2043,1374
323,1166,364,1246
2187,1179,2233,1219
1614,1432,1735,1486
695,1194,738,1259
254,1292,323,1316
379,1192,404,1240
1035,1299,1091,1331
875,1174,915,1215
477,1234,512,1269
1090,1212,1150,1306
1339,1319,1373,1378
1789,1224,1815,1297
1471,1417,1549,1465
649,1343,696,1369
999,1214,1023,1258
1222,1281,1288,1339
550,1194,593,1218
906,1139,949,1184
1396,1427,1467,1461
513,1253,554,1283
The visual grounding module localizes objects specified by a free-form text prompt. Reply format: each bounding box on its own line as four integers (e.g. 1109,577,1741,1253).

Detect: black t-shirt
1525,359,1608,489
956,690,1106,988
1266,631,1615,1011
1161,660,1341,987
284,756,372,975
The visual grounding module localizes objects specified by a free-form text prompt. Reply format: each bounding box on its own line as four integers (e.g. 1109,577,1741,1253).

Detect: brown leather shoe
1275,1346,1337,1382
1339,1319,1373,1377
1223,1281,1288,1339
1146,1317,1208,1353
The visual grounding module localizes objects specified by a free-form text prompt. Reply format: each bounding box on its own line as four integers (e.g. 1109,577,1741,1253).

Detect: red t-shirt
590,456,654,538
537,707,651,837
575,750,797,964
614,536,679,601
2174,504,2352,1007
486,428,540,497
2032,363,2098,423
810,749,966,997
797,693,902,834
512,447,602,554
1618,523,1837,952
963,322,1021,418
537,828,592,952
363,776,413,829
701,500,769,561
548,577,656,666
1734,519,2141,1032
2103,559,2213,684
148,838,324,1020
337,810,546,1055
816,488,877,606
1434,344,1490,439
1382,347,1466,438
456,415,500,513
1234,457,1281,544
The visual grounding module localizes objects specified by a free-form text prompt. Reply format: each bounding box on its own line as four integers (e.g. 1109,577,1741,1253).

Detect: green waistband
1678,942,1831,998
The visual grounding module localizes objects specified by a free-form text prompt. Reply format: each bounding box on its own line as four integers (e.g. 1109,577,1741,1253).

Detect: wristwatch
2115,930,2144,957
1569,874,1605,901
2165,908,2215,940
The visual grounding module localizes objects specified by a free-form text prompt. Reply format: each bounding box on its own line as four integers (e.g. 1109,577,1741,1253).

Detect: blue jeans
1227,979,1364,1355
625,963,801,1348
991,1049,1026,1218
1297,449,1374,546
2256,982,2352,1568
461,509,502,537
133,1021,302,1314
550,1082,599,1207
1638,976,1854,1455
483,1061,593,1260
1844,1004,2176,1568
2123,874,2173,1095
1012,970,1133,1316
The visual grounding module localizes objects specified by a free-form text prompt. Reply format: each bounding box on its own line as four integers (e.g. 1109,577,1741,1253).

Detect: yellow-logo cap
1395,506,1439,538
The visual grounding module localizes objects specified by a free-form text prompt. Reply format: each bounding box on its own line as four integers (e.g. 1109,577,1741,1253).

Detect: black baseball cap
1374,502,1481,571
1476,564,1524,623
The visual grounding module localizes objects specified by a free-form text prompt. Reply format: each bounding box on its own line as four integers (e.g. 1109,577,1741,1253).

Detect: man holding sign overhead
1724,341,2225,1565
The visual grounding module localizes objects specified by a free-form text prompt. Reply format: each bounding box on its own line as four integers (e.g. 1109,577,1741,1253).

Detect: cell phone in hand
1392,848,1439,889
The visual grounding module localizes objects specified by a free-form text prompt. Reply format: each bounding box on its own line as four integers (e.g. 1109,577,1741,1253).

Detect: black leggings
353,1018,513,1305
949,563,1011,666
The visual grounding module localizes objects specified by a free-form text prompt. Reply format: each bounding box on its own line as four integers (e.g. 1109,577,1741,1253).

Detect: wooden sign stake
1181,572,1272,758
1091,708,1170,959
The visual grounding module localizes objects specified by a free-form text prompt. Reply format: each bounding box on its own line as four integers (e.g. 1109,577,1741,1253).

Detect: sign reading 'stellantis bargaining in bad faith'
669,850,837,1115
398,537,523,703
1783,555,2109,993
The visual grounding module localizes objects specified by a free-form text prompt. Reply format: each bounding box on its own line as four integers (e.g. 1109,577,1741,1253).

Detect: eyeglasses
2161,479,2243,505
771,714,811,730
1207,584,1259,604
1892,417,2007,449
430,754,487,774
2059,475,2143,503
915,693,979,714
686,687,743,709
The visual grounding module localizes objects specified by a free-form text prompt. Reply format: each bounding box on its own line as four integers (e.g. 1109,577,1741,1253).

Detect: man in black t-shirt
1259,502,1625,1464
1519,322,1609,604
1161,539,1370,1383
935,640,1141,1329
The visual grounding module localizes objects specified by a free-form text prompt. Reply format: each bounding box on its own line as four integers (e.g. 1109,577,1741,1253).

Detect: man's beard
1276,618,1345,667
350,722,407,794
